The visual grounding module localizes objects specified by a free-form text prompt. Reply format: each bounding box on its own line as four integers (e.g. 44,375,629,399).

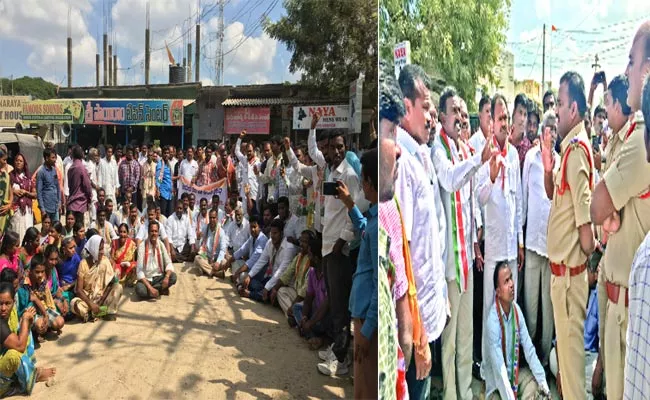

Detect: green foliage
0,76,58,99
380,0,510,109
264,0,378,100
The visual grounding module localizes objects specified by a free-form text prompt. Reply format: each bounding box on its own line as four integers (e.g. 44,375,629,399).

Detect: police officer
590,22,650,399
541,71,597,400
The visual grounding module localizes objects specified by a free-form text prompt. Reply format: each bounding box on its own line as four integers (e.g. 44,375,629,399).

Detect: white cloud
200,77,214,86
0,0,97,85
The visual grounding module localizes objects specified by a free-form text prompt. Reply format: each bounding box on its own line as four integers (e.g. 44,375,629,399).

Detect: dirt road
29,263,352,399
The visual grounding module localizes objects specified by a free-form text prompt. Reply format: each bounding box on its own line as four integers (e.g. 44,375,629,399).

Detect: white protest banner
177,177,228,206
394,41,411,79
293,105,349,130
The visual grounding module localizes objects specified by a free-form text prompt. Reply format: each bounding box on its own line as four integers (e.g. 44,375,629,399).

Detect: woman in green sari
0,271,55,396
0,150,14,236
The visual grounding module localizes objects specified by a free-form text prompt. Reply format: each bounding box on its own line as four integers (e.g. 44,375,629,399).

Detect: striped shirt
625,231,650,399
379,200,407,301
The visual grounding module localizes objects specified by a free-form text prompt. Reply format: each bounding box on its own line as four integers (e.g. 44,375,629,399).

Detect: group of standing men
379,21,650,400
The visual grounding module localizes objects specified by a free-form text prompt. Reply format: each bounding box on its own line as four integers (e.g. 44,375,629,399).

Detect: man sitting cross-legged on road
270,230,316,319
136,207,172,257
484,261,551,399
238,219,297,302
135,221,177,299
193,209,229,277
165,201,197,262
214,215,267,283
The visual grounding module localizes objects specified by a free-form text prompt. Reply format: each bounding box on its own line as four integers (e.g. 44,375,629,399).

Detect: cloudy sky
0,0,300,87
506,0,650,101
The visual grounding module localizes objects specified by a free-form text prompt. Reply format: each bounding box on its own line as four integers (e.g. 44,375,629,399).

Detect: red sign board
224,107,270,135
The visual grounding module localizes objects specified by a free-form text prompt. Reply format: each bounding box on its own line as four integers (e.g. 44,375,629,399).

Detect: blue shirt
156,160,172,200
58,253,81,284
585,287,599,352
36,165,60,213
233,232,268,270
348,203,378,339
345,151,361,177
75,238,87,257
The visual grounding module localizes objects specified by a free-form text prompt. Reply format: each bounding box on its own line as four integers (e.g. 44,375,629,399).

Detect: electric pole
592,54,601,72
542,24,546,94
216,0,224,85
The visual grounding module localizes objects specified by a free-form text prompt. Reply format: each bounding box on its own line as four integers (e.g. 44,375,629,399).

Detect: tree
264,0,377,100
380,0,510,109
0,76,58,99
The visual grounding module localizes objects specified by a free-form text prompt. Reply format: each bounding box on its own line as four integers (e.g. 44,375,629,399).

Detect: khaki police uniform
596,118,632,367
547,123,593,400
600,115,650,399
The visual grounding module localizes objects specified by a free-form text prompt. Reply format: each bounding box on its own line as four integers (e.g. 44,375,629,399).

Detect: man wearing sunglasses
591,20,650,400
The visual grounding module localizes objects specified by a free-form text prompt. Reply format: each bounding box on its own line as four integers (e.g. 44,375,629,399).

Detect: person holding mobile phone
314,129,361,378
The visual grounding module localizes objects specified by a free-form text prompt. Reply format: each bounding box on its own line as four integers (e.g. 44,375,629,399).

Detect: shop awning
222,97,346,106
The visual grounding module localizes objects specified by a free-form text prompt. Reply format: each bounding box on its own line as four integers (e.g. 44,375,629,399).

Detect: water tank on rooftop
169,64,186,84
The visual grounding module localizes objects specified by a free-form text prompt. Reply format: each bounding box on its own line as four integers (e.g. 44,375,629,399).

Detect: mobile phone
322,182,339,196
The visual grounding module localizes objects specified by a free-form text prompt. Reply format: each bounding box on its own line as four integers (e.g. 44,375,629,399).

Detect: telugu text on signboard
394,41,411,79
224,107,271,135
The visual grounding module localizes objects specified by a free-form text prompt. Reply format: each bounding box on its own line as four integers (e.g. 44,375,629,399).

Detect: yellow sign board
0,96,31,127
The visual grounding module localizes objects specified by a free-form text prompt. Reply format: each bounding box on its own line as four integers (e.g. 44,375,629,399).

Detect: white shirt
476,142,523,262
431,133,481,284
136,220,169,242
169,158,178,174
235,138,260,203
625,231,650,398
396,127,448,343
276,213,301,244
179,159,199,182
84,160,99,203
485,301,549,399
226,218,250,253
136,239,174,281
94,220,118,244
63,155,72,169
321,158,359,256
249,238,298,291
165,212,196,252
63,162,72,197
469,128,489,229
97,157,120,196
287,144,323,232
522,146,558,258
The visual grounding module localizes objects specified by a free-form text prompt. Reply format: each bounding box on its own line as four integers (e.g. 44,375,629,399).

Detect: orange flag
551,25,558,31
165,41,175,65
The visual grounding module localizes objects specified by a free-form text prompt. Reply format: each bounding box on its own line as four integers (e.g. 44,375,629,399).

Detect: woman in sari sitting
37,215,51,247
19,228,41,273
0,231,21,277
0,149,14,236
57,238,80,314
43,245,69,318
47,222,64,250
63,211,75,239
16,255,65,337
111,223,137,285
0,280,55,396
70,236,122,322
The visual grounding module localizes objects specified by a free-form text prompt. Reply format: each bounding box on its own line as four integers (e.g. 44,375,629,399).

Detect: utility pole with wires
592,54,601,72
542,24,546,96
216,0,225,85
